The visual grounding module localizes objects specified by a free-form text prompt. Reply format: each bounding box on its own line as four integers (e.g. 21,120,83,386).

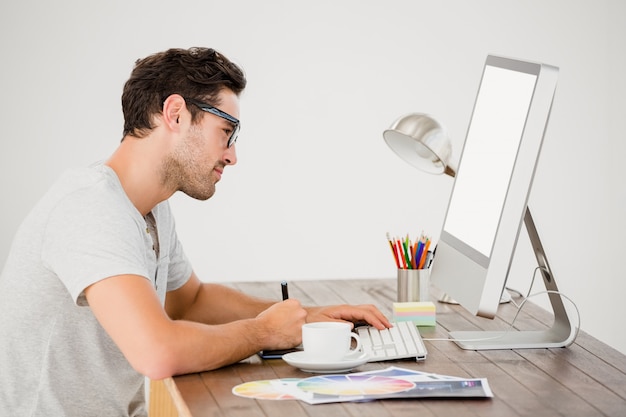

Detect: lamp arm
444,159,457,178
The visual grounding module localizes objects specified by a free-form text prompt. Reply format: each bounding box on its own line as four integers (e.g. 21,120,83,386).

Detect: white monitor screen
443,66,537,259
431,55,559,324
428,56,574,350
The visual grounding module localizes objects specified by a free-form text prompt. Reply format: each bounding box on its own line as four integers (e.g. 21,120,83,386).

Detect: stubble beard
160,156,219,201
160,134,219,201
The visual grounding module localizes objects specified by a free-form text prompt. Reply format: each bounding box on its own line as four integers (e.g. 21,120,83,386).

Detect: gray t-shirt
0,164,192,416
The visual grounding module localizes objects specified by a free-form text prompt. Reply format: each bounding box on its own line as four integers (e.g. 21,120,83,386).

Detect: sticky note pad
393,301,436,327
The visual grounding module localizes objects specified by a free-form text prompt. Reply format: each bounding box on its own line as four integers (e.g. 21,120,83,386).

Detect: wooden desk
153,279,626,417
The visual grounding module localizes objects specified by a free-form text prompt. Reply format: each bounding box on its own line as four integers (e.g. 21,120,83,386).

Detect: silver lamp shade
383,113,456,177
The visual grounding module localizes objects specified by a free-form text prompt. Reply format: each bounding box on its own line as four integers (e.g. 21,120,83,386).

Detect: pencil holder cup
397,269,430,302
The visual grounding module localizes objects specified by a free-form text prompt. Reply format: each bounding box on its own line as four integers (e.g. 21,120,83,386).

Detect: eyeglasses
184,98,240,148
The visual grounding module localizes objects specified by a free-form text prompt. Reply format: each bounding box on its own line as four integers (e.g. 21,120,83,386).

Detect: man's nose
224,144,237,165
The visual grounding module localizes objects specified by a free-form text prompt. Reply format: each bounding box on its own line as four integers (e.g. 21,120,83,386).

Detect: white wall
1,1,624,354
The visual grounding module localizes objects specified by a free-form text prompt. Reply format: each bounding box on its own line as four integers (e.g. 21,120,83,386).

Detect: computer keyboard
356,321,427,362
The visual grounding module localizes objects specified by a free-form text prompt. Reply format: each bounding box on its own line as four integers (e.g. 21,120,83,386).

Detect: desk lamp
383,113,456,178
383,113,515,305
383,113,514,304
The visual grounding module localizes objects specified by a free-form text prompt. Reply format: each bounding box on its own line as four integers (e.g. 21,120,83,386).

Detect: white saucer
282,351,369,373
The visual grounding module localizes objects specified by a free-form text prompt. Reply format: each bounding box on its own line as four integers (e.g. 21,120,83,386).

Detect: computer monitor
429,55,577,350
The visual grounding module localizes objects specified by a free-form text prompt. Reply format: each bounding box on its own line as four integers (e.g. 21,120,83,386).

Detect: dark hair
121,47,247,138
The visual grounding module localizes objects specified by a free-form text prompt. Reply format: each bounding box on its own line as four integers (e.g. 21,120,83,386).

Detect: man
0,47,391,416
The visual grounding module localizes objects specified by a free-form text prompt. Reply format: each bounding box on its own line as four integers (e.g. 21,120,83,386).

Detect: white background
1,1,624,355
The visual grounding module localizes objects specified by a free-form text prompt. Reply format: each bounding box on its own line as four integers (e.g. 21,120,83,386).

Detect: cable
508,266,546,310
423,267,581,345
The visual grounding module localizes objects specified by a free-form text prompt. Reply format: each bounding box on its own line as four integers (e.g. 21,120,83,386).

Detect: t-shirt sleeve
41,186,151,305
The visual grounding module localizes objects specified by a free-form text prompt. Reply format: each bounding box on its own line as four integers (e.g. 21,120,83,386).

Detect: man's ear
161,94,186,131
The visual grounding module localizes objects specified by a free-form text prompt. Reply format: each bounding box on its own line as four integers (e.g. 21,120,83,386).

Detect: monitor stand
449,206,578,350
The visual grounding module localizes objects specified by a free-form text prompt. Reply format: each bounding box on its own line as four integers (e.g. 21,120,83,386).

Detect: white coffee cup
301,322,362,362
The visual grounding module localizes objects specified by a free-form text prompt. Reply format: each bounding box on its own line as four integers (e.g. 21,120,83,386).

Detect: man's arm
164,272,275,323
84,274,306,380
166,273,392,330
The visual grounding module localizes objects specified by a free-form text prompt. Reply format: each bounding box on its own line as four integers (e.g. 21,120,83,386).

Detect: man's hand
254,299,307,349
304,304,392,330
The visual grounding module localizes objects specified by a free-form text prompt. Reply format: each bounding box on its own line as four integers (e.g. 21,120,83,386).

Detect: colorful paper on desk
231,378,301,400
231,366,493,404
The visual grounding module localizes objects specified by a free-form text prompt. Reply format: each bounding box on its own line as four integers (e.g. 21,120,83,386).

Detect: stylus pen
281,280,289,300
